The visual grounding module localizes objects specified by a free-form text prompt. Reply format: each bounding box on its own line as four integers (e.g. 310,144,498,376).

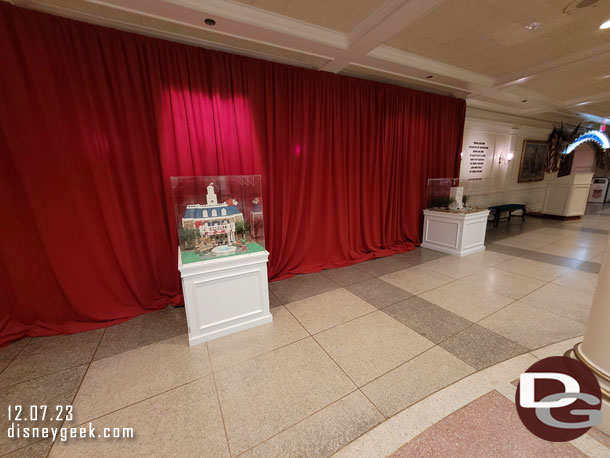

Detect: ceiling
8,0,610,126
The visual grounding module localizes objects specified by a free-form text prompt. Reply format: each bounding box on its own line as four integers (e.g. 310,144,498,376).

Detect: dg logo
516,356,602,442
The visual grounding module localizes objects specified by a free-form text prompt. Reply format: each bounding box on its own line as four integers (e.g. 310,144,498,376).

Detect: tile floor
1,205,610,457
389,391,586,457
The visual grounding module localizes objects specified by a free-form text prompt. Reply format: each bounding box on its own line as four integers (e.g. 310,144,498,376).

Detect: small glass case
171,176,265,264
425,178,492,212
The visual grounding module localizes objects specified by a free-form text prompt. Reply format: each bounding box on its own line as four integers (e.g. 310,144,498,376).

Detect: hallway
2,209,610,457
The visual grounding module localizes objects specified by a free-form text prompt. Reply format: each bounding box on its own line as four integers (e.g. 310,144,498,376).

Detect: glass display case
171,175,265,264
425,178,492,212
422,178,491,256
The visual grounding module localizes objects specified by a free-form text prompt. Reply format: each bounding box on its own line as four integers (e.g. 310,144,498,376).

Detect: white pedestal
422,209,490,256
543,173,593,217
178,249,272,346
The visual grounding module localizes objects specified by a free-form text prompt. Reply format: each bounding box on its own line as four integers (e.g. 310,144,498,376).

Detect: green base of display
181,242,264,264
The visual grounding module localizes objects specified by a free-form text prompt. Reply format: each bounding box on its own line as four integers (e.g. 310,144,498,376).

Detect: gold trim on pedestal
571,342,610,401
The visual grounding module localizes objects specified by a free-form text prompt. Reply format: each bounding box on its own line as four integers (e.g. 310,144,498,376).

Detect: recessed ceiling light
525,21,541,30
600,19,610,29
204,18,216,26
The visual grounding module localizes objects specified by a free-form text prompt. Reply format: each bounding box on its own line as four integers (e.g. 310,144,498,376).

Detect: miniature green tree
235,221,246,236
179,227,200,248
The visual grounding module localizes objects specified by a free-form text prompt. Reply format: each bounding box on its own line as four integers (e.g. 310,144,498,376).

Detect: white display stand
542,173,593,217
178,249,272,346
422,209,490,256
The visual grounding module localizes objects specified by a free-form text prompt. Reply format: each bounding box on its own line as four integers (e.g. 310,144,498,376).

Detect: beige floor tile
514,230,569,243
285,289,376,335
269,272,338,304
588,427,610,449
315,311,434,386
552,270,599,293
50,376,229,458
541,237,606,250
0,329,103,387
0,338,30,373
380,265,454,295
589,252,606,263
586,249,606,261
394,248,449,265
419,257,486,279
214,338,355,455
521,283,593,323
531,337,583,360
361,346,474,417
356,256,411,276
493,257,569,281
494,236,552,250
388,390,586,458
269,289,283,308
3,440,51,458
334,354,540,458
73,335,211,423
0,366,87,455
94,305,187,360
460,250,514,267
208,306,308,371
321,265,374,286
419,281,513,322
561,232,608,243
536,243,604,261
521,227,578,238
240,391,383,458
461,267,546,300
479,302,585,350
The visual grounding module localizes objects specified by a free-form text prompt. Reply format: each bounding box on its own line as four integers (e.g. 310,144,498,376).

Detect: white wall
460,108,560,213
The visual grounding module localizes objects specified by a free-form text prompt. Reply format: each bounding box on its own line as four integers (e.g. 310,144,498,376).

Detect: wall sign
460,131,496,181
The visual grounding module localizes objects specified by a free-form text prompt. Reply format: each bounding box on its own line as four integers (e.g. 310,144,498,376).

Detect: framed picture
518,140,548,183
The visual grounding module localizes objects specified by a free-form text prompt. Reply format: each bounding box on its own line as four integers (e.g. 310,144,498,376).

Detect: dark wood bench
488,204,526,227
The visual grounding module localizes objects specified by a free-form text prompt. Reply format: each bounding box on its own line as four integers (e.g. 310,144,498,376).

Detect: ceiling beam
563,91,610,108
320,0,447,73
10,0,607,126
81,0,347,55
493,43,610,90
367,46,494,87
172,0,346,48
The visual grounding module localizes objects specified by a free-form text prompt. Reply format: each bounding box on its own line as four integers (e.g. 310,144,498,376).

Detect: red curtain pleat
0,4,465,346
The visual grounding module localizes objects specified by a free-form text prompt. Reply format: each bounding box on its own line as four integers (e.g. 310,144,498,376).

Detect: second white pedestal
179,249,272,346
542,173,593,217
421,209,490,256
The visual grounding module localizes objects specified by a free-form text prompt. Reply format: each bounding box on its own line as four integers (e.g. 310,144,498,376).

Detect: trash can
588,177,610,203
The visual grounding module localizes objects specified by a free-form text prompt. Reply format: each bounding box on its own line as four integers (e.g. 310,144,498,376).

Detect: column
569,236,610,434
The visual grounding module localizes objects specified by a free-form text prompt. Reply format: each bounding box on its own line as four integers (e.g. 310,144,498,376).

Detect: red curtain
0,4,465,346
